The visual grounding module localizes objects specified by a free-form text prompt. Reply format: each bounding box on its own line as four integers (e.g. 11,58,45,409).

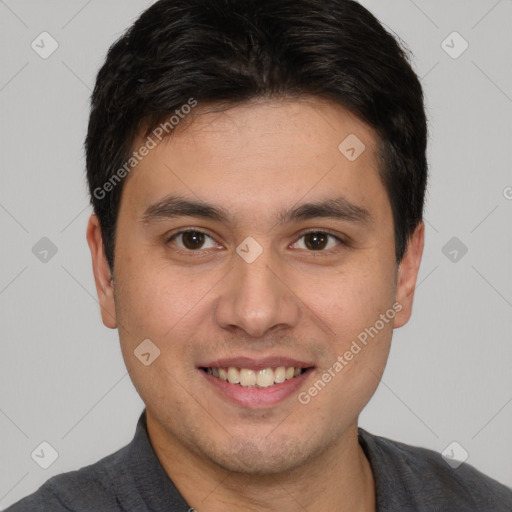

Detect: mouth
200,365,311,388
197,357,315,408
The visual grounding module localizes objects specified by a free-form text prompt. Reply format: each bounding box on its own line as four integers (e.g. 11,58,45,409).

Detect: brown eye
304,232,328,250
291,231,342,252
181,231,205,249
170,230,217,251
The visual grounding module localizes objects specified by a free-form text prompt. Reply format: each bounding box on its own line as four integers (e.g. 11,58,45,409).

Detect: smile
201,366,309,388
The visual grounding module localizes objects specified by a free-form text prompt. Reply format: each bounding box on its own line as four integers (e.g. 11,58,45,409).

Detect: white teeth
239,368,257,386
256,368,274,388
206,365,305,387
227,367,240,384
274,366,286,383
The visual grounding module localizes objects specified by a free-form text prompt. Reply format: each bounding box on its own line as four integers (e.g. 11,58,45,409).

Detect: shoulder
5,444,129,512
358,428,512,511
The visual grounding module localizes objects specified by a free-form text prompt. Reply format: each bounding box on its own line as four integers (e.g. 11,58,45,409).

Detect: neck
147,417,376,512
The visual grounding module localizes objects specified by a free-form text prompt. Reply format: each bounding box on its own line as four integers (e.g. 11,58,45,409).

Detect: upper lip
199,356,315,371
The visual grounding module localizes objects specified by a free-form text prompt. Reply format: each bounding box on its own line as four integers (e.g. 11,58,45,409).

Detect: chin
202,434,318,475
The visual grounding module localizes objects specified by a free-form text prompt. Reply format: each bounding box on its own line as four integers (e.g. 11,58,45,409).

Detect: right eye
167,229,221,252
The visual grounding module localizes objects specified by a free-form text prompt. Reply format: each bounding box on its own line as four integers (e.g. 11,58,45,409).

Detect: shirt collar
115,409,191,511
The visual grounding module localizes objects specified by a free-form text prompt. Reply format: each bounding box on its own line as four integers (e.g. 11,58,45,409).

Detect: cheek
114,255,218,341
307,261,395,332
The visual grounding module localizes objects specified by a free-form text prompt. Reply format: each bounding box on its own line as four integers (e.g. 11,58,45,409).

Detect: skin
87,96,424,512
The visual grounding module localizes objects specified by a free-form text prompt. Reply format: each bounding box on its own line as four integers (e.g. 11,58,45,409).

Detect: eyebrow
141,194,372,227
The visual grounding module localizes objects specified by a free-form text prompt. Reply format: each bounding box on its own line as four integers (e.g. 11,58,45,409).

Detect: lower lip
199,368,314,408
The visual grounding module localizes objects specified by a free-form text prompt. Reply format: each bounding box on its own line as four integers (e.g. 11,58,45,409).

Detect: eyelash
166,228,347,256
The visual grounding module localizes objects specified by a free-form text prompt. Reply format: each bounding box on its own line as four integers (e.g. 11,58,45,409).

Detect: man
7,0,512,510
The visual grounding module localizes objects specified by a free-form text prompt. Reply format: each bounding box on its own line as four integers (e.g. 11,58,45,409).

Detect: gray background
0,0,511,507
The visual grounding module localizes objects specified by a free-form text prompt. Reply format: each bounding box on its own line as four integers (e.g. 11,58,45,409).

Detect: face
88,97,423,475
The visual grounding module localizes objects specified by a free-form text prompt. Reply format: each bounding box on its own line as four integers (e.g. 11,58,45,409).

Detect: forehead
120,96,389,227
159,96,378,161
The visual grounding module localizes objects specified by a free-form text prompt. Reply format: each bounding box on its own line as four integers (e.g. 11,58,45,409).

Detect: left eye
292,232,341,251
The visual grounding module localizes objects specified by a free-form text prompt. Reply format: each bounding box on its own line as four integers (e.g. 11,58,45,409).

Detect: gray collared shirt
6,410,512,511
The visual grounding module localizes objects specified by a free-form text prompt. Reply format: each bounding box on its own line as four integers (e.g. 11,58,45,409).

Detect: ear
393,221,425,329
86,214,117,329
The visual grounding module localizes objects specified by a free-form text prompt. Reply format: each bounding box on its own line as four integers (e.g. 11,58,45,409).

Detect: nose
214,246,301,338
